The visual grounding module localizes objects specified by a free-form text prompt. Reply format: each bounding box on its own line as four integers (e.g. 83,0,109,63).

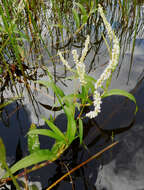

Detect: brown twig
47,141,119,190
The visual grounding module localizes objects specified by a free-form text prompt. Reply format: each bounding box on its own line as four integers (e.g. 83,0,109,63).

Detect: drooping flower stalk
58,51,72,71
98,4,113,41
72,49,86,86
58,5,120,119
80,35,90,64
86,4,120,119
86,91,102,119
58,35,90,86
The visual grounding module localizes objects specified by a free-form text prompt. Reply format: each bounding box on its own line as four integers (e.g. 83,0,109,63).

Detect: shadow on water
0,102,31,157
0,0,144,189
0,77,144,190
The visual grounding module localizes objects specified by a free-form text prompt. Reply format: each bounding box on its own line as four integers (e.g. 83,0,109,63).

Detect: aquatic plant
0,4,138,190
0,1,140,189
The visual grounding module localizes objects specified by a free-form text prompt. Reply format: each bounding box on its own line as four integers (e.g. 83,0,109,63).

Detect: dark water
0,1,144,190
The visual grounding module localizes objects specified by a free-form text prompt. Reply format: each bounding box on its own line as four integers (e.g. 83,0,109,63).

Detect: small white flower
80,35,90,63
72,49,79,66
86,4,120,119
86,91,102,118
58,51,72,71
72,49,86,85
98,4,113,41
95,5,120,91
72,35,90,86
58,36,90,86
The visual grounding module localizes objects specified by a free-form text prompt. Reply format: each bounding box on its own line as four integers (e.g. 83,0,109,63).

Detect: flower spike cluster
86,91,102,118
58,4,120,119
98,4,113,41
58,35,90,86
86,4,120,119
58,51,72,71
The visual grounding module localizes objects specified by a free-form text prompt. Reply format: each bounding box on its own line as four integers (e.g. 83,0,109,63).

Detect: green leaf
29,184,39,190
102,89,138,114
80,86,89,105
65,106,77,144
51,140,67,155
81,86,86,99
36,80,65,98
62,94,76,106
28,123,40,154
84,74,97,83
0,67,3,74
67,117,77,144
72,8,80,28
0,138,6,163
82,15,88,24
75,2,87,16
84,74,96,94
79,118,83,145
43,118,67,142
4,149,56,177
28,129,65,141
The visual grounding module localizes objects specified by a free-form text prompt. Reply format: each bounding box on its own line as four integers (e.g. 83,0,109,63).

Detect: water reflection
0,0,144,97
0,1,144,189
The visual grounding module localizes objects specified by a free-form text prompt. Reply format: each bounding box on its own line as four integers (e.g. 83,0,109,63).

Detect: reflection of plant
0,4,138,189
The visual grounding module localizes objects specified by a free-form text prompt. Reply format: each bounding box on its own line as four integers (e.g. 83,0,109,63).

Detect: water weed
0,1,140,189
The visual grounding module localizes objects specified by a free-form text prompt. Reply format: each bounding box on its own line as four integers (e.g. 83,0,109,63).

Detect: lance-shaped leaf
65,105,77,144
72,8,80,28
28,123,40,154
44,118,67,142
75,2,88,24
4,149,56,177
28,129,65,142
0,138,6,163
78,118,83,145
28,118,67,142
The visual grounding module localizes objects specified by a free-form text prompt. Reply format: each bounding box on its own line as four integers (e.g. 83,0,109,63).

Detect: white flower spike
86,4,120,119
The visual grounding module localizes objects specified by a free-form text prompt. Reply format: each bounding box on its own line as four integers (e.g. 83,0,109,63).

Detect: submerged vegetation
0,0,143,189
